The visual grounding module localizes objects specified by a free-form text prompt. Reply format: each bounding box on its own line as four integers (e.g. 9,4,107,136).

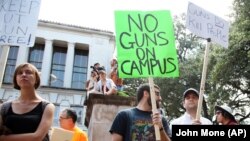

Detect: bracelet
159,127,164,131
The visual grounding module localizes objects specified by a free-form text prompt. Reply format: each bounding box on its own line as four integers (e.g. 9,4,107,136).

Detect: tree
121,1,250,123
123,78,147,96
156,13,213,120
209,0,250,123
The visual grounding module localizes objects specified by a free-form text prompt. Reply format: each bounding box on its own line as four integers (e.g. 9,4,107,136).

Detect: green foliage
119,1,250,123
122,78,147,96
208,0,250,123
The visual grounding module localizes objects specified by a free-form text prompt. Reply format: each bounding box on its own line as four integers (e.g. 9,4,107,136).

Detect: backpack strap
0,101,12,125
41,101,50,111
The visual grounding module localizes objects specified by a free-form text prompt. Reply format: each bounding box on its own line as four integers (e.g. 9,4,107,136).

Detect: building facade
0,20,116,129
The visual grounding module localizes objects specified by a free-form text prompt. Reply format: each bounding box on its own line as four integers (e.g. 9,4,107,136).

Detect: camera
90,66,97,72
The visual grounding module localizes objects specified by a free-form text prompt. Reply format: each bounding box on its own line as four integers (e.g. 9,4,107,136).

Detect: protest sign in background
0,0,41,47
186,2,229,48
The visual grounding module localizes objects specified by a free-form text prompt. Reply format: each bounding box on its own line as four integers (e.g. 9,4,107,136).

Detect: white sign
186,2,229,48
50,127,73,141
0,0,41,47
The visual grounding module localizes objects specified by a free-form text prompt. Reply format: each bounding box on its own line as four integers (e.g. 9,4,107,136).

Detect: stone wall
85,94,136,141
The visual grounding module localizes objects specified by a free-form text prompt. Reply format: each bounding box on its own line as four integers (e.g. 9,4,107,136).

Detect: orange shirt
71,126,88,141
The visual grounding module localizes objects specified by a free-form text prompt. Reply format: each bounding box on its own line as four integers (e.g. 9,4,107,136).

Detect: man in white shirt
170,88,212,129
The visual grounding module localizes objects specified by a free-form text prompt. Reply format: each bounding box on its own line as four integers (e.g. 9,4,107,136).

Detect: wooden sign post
115,10,179,141
148,77,161,140
186,2,229,120
196,39,211,120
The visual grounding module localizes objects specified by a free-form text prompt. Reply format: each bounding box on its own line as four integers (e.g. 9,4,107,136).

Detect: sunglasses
216,111,222,115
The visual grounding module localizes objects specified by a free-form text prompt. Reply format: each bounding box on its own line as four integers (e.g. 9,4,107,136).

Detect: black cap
98,66,106,74
183,88,199,98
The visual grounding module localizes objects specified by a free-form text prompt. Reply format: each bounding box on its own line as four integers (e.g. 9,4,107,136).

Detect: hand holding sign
186,2,229,120
115,10,178,141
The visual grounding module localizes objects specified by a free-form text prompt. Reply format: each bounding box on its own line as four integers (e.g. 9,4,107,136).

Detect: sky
38,0,234,32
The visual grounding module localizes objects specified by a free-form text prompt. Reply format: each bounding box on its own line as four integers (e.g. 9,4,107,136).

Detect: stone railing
84,94,136,141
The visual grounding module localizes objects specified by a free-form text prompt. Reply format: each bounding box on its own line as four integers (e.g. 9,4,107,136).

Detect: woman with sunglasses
215,105,238,125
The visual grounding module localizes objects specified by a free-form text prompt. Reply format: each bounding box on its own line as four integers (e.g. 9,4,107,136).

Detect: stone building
0,20,116,130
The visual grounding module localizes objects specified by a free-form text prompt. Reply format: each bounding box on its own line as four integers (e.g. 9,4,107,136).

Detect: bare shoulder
45,102,55,111
111,132,123,141
42,101,55,114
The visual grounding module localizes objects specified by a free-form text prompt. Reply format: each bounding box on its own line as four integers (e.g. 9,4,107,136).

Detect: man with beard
170,88,212,129
109,83,171,141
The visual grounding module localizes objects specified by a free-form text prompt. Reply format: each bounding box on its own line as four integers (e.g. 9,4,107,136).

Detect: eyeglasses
59,116,70,120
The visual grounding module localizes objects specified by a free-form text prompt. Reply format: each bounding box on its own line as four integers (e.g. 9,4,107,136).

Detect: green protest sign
115,10,179,78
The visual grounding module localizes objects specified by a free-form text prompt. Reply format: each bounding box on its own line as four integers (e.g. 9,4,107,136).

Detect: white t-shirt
95,78,116,93
170,112,212,130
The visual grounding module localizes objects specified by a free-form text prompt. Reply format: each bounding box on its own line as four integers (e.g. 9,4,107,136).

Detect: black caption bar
172,125,250,141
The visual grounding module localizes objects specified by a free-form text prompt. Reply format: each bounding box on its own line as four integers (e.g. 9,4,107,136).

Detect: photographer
86,62,101,88
84,63,101,103
90,63,100,79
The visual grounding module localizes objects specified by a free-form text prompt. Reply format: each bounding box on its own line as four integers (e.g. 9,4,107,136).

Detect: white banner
186,2,229,48
0,0,41,47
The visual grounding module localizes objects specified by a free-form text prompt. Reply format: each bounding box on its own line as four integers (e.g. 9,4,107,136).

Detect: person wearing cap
94,66,117,95
215,105,238,125
170,88,212,128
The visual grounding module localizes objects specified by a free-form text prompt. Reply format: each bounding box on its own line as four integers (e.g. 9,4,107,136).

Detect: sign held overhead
186,2,229,48
0,0,41,47
115,10,179,78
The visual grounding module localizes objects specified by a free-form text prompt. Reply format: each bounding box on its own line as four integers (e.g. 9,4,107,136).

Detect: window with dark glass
50,46,66,87
3,46,19,83
28,43,44,71
71,49,88,89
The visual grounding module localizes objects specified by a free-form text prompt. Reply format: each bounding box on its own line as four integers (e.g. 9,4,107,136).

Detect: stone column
0,46,10,88
64,42,75,88
41,39,53,86
16,45,29,66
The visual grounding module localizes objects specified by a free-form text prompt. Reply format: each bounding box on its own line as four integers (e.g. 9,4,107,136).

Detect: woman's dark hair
221,110,235,120
13,63,40,90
